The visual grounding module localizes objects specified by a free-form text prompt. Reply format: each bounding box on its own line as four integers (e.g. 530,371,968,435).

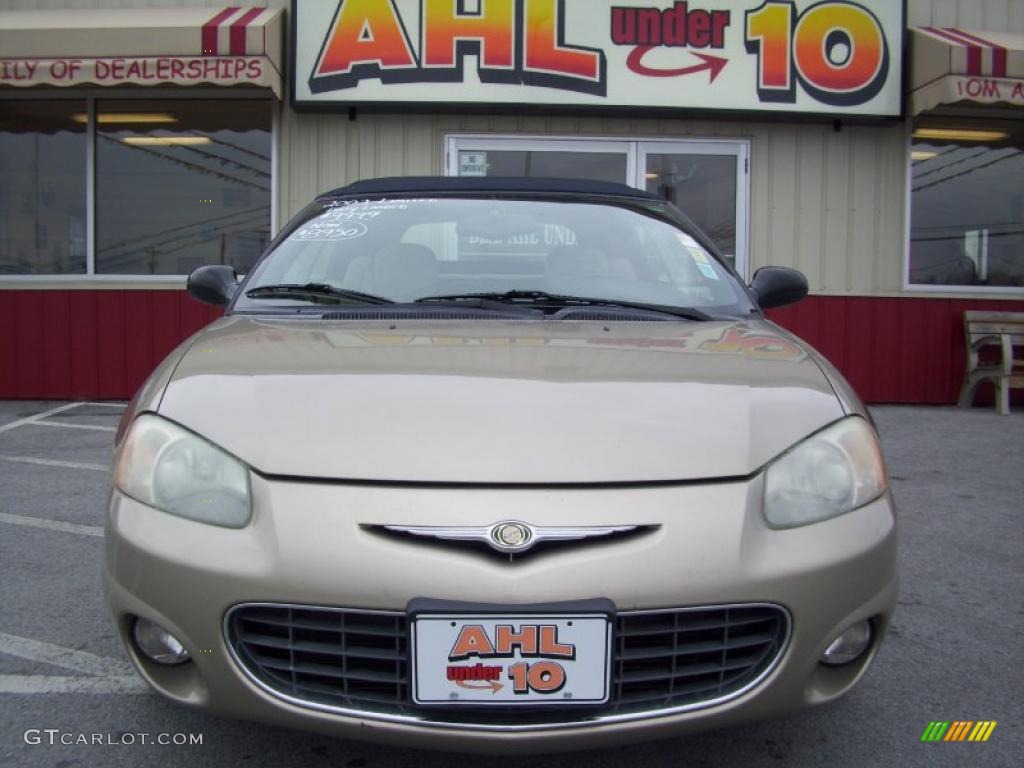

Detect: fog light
820,620,872,666
133,617,190,665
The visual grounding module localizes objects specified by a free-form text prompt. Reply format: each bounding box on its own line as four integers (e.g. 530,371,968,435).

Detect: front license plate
412,614,611,706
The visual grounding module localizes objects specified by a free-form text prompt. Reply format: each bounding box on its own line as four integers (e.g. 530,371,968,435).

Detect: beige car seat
545,245,636,294
344,244,439,300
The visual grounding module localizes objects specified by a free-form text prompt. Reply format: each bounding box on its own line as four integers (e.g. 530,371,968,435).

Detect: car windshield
233,195,755,317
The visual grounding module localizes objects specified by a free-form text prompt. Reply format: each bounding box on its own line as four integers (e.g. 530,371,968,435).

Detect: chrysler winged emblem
380,520,648,555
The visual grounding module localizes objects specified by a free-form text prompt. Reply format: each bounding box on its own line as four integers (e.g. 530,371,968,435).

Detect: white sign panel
292,0,904,117
458,151,489,176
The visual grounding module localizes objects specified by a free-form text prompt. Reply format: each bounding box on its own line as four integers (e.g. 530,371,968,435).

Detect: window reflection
96,100,271,275
910,119,1023,288
0,101,87,274
645,154,737,265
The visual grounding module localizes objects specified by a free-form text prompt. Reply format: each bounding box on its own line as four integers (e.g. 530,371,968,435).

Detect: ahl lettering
310,0,606,96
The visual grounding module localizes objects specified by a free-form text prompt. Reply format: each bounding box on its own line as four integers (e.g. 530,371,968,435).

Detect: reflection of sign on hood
293,0,903,117
217,321,804,363
696,327,805,361
347,325,807,361
587,326,806,361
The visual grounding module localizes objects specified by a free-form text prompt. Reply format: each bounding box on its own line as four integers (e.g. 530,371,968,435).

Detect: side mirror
188,265,238,307
750,267,808,310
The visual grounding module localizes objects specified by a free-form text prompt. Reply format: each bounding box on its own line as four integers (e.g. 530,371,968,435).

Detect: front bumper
104,474,898,753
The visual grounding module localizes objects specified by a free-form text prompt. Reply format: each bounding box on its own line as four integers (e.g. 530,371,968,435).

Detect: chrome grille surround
224,602,791,732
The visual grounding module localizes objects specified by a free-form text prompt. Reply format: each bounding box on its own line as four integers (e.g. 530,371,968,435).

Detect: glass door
446,136,749,276
637,141,748,275
447,137,634,185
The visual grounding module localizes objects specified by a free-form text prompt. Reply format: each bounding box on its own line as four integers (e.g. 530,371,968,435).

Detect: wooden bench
958,311,1024,415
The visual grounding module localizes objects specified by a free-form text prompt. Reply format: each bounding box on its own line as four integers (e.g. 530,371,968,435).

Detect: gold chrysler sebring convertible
106,177,897,753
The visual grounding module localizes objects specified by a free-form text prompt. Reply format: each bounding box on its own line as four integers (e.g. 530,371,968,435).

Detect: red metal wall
0,290,220,401
766,295,1023,404
1,290,1021,403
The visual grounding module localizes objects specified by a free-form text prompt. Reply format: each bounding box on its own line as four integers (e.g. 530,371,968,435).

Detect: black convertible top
321,176,660,200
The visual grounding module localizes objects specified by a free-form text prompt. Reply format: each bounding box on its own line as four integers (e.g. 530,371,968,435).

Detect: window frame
0,89,278,285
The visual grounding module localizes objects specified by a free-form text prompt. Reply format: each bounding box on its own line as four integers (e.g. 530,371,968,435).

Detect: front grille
226,606,408,712
226,603,788,727
613,606,787,713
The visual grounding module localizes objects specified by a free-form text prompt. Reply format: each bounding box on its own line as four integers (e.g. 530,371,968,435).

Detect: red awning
0,7,283,98
910,27,1024,114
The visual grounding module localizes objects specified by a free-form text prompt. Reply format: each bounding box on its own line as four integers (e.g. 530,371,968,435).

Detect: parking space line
0,675,149,695
0,455,108,472
0,403,83,434
0,513,103,538
0,633,148,695
0,632,135,677
29,421,117,433
84,402,128,409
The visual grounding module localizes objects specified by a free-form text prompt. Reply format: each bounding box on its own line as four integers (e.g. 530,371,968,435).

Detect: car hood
158,315,844,484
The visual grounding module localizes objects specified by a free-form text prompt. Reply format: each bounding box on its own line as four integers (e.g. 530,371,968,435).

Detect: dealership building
0,0,1021,402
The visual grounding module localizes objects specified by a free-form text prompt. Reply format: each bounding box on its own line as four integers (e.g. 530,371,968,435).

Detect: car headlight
763,416,887,529
114,414,251,528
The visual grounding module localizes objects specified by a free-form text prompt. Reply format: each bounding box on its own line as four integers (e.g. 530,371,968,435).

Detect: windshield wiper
245,283,394,305
413,293,544,316
415,290,713,321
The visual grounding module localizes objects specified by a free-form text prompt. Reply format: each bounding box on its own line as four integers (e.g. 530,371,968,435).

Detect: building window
0,101,87,275
96,100,271,275
0,97,272,278
909,118,1024,289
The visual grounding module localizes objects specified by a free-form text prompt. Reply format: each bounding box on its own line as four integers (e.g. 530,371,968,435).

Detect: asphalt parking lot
0,401,1021,767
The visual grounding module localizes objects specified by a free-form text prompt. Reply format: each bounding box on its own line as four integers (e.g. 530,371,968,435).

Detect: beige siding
753,120,907,294
908,0,1024,31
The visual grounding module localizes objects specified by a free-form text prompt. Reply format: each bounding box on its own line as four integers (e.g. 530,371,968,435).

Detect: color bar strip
921,721,949,742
